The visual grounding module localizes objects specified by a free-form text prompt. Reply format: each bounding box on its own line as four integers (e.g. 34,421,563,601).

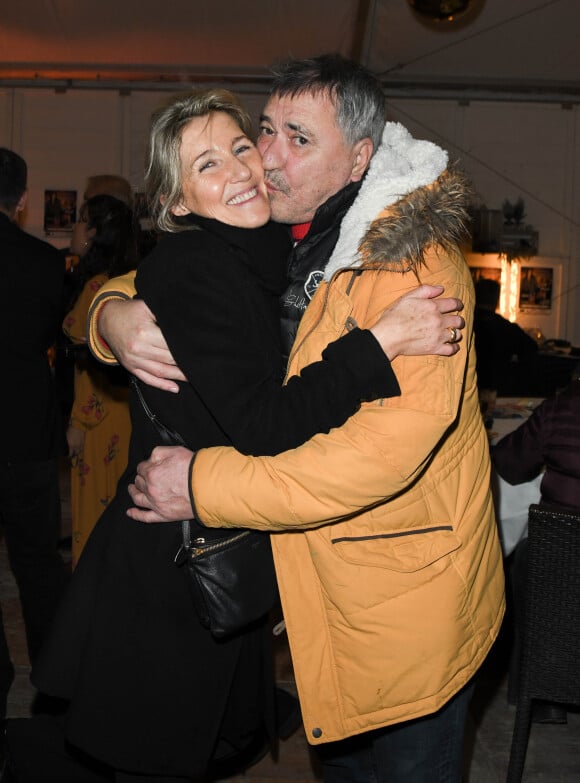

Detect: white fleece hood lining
323,122,448,281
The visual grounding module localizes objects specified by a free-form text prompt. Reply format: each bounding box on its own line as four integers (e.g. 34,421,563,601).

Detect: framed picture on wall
519,266,553,311
44,189,77,235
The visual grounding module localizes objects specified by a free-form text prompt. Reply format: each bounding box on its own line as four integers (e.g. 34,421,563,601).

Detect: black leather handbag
175,517,277,639
132,378,277,639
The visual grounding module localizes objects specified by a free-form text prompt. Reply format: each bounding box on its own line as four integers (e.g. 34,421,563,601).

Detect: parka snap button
312,727,323,739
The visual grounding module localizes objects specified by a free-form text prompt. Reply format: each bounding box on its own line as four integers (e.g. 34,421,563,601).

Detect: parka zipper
188,530,252,557
174,529,253,565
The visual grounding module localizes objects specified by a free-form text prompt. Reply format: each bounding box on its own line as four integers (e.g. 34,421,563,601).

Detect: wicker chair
506,503,580,782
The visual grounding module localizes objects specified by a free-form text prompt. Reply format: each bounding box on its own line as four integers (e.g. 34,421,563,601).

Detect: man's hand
99,299,187,392
127,446,195,523
370,284,465,360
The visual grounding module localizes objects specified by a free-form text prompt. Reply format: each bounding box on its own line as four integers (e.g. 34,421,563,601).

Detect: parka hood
324,122,472,280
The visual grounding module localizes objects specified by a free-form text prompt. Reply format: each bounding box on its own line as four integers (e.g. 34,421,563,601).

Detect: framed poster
44,189,77,235
519,266,553,311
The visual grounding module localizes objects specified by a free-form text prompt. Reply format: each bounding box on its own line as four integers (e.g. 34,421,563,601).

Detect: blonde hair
146,89,253,233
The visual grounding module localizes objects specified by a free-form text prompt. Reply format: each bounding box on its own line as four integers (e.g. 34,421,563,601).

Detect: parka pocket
330,525,461,573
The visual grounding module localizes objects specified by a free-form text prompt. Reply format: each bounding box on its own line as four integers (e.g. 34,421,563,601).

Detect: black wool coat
33,216,398,778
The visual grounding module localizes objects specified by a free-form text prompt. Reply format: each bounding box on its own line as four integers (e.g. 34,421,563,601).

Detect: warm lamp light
500,257,508,316
509,261,520,323
498,255,521,322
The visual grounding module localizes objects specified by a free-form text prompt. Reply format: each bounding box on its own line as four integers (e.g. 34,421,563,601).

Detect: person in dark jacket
474,277,538,395
493,377,580,723
492,378,580,509
0,148,69,721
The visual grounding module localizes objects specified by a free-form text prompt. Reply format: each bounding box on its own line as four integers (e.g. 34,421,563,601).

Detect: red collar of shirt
291,222,312,242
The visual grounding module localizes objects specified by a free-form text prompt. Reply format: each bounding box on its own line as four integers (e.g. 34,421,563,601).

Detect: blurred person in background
474,278,538,397
83,174,133,207
0,147,68,721
492,376,580,724
63,194,138,567
54,175,136,433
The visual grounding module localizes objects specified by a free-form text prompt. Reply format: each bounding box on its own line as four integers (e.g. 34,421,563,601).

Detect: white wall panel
16,90,123,245
122,91,168,195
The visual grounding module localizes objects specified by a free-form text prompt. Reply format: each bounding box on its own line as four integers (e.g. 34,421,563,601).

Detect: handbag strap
131,376,187,447
130,377,193,554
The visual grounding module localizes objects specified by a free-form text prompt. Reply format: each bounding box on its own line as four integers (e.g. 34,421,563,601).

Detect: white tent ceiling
1,0,578,102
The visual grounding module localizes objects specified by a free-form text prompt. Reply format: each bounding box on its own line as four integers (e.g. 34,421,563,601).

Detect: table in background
488,397,544,557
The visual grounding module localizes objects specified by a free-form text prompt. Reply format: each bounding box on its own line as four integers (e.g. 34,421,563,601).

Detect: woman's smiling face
172,111,271,229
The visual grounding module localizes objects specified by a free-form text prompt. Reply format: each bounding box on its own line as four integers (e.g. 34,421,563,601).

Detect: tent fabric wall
0,0,578,94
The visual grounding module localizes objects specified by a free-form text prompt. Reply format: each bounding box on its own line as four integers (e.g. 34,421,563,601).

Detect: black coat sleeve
137,233,399,457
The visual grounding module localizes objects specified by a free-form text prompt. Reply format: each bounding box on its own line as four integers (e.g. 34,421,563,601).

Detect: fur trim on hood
324,122,472,280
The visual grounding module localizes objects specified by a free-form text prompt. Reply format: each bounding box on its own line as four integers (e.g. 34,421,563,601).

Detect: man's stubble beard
265,171,299,225
265,171,291,196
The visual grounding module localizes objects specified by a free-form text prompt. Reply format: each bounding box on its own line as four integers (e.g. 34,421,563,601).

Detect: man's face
257,92,372,225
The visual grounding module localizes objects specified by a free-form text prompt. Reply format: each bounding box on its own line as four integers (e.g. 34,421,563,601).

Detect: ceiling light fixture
407,0,485,28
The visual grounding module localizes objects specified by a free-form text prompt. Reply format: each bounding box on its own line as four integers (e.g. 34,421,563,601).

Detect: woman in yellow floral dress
64,195,138,566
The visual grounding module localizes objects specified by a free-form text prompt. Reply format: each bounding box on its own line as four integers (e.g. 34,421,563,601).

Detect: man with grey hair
87,55,499,783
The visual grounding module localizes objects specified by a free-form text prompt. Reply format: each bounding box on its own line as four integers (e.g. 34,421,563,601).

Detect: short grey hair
269,54,386,153
146,89,253,233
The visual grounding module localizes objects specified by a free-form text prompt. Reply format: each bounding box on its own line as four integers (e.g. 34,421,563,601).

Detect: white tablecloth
492,472,542,557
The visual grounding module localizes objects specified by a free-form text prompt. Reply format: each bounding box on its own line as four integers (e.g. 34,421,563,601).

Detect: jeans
318,680,475,783
0,458,68,717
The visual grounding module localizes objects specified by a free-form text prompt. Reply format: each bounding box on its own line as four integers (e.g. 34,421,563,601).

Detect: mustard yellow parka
190,124,505,745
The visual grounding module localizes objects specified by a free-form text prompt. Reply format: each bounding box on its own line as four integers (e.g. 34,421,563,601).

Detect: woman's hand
99,299,187,392
369,284,465,360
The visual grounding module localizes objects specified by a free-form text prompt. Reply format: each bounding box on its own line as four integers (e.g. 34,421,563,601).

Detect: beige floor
1,461,579,781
